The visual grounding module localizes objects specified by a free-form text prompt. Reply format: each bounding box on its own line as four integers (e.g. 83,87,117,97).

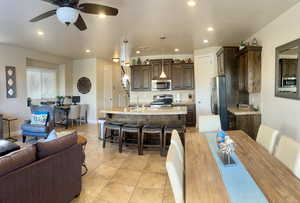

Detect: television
72,96,80,105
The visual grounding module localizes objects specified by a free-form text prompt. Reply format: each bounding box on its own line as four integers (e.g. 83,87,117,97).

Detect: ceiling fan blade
74,14,87,31
30,10,57,22
78,3,118,16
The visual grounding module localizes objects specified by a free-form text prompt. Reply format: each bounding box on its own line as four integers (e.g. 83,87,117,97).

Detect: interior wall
0,43,73,136
249,1,300,140
73,58,97,122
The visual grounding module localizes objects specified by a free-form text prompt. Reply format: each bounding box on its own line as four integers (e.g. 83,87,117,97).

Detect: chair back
198,115,221,133
275,136,300,179
69,105,80,120
256,124,279,154
171,130,184,165
80,104,88,118
166,144,184,203
30,105,55,122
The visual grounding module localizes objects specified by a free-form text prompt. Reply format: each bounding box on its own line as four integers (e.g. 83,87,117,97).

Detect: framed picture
5,66,17,98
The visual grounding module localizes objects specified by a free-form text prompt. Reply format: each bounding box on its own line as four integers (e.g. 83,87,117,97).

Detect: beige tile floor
66,124,176,203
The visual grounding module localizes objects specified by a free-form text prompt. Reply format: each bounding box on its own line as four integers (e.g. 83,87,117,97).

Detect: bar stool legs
141,126,163,156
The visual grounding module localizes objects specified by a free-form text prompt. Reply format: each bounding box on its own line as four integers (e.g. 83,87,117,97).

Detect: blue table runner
204,133,269,203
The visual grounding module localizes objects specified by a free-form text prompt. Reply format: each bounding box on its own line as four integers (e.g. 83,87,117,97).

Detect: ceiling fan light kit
30,0,119,31
56,7,79,25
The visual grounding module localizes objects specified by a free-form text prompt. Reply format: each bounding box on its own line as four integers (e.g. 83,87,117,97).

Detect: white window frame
26,67,57,99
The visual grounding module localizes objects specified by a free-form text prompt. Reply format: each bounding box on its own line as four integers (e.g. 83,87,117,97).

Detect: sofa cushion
37,132,77,159
21,124,48,133
0,145,36,177
0,140,20,156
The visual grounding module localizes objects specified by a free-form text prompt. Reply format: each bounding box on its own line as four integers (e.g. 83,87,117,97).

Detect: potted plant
27,97,32,107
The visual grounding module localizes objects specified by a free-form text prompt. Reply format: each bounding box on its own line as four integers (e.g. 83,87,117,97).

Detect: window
26,68,57,99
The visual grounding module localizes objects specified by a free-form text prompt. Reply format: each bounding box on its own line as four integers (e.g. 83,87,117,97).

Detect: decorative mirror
275,39,300,99
77,77,91,94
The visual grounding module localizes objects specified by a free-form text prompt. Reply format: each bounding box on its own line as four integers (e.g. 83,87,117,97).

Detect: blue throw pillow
31,112,49,126
42,130,57,142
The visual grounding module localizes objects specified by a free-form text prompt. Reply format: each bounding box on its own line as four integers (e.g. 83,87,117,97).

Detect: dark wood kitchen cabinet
171,63,194,90
131,65,152,91
174,104,196,127
228,111,261,140
217,47,239,107
151,59,172,80
238,46,262,93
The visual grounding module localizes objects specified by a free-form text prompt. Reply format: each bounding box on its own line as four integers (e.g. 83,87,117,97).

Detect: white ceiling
0,0,299,59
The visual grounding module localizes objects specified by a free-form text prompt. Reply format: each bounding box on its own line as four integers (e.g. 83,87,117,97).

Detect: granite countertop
228,107,261,116
101,106,187,115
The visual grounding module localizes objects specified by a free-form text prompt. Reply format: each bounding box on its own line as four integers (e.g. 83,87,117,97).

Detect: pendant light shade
160,35,167,79
160,70,167,78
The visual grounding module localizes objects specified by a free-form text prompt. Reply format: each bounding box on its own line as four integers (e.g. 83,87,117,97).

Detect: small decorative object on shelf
239,40,249,50
188,58,193,63
217,131,236,166
132,59,137,65
137,57,142,65
251,38,258,46
145,59,150,65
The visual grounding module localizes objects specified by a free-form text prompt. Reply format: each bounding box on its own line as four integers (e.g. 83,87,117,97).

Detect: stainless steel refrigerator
211,75,229,130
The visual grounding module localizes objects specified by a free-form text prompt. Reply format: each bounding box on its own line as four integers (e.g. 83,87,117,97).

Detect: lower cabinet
174,104,196,127
229,112,261,140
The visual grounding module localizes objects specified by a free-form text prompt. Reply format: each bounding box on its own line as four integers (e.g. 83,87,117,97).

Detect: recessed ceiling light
98,13,107,19
187,0,196,7
203,39,209,43
207,27,214,32
85,49,91,53
174,48,180,52
37,31,44,36
136,50,141,54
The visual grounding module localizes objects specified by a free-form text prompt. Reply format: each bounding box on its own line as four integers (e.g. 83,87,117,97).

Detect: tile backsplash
130,90,195,104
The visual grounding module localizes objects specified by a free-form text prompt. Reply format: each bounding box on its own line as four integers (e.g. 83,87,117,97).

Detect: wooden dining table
185,130,300,203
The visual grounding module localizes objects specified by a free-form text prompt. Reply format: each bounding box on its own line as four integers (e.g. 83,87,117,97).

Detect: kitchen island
101,106,187,126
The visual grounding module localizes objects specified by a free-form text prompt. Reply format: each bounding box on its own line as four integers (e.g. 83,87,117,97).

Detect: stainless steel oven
151,80,172,91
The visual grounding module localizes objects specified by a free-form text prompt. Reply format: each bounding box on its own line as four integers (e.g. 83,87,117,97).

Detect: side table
3,117,18,142
77,135,88,176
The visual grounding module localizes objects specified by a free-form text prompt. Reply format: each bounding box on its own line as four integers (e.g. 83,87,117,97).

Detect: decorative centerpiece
216,131,237,166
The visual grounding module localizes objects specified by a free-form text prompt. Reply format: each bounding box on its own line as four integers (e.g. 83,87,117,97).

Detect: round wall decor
77,77,92,94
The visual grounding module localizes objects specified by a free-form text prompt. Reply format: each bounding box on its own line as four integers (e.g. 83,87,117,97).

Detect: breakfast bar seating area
101,106,187,156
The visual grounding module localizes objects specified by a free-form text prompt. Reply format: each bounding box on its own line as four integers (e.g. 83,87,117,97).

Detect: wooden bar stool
163,125,185,156
103,122,123,148
141,125,163,156
120,124,143,154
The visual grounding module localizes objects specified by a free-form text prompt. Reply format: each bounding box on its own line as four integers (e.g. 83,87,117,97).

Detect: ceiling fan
30,0,119,31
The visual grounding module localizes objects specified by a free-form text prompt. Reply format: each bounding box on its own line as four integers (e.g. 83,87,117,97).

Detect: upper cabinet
151,59,172,80
217,47,239,106
171,63,194,90
131,65,152,91
130,60,194,91
238,46,262,93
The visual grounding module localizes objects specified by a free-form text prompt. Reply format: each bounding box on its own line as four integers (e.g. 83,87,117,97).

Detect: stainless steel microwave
152,80,172,91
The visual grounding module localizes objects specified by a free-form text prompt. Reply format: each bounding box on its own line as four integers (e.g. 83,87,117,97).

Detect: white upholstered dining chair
68,105,80,126
198,115,221,133
274,136,300,179
256,124,279,154
79,104,88,125
166,144,184,203
171,130,184,165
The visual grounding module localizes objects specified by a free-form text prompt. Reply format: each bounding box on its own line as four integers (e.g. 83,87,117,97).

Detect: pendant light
160,35,167,79
122,39,130,82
